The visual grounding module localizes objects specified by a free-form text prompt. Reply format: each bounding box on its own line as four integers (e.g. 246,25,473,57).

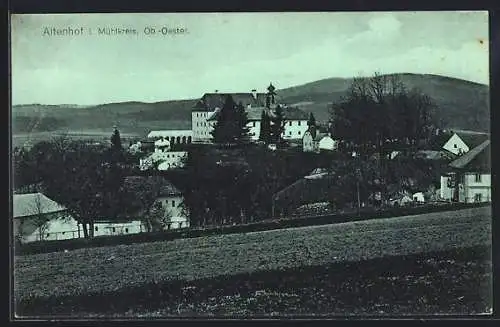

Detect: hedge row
16,202,490,255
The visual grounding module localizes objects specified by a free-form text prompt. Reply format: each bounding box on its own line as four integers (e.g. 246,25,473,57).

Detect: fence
15,201,490,256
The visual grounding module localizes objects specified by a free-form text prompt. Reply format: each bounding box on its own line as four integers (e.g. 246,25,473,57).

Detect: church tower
266,82,277,109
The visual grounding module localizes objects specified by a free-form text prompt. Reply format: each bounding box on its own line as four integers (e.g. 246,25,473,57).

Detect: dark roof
455,132,490,149
123,176,181,196
274,176,337,209
449,140,490,171
428,132,454,150
193,93,268,112
207,106,309,122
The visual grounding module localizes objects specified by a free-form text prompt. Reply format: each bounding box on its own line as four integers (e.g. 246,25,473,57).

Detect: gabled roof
122,176,182,196
455,132,489,149
274,175,337,208
449,139,490,170
193,93,268,112
207,106,309,122
13,193,66,219
428,132,454,150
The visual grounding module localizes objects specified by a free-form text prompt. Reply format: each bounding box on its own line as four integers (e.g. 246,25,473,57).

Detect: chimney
251,89,257,100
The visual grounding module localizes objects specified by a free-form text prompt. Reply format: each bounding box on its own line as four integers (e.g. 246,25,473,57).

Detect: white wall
157,151,187,170
440,175,455,201
93,221,146,236
148,130,192,144
282,120,308,140
192,111,215,141
303,131,315,152
15,214,81,243
443,134,469,155
319,136,336,151
440,172,491,203
248,120,261,141
463,173,491,203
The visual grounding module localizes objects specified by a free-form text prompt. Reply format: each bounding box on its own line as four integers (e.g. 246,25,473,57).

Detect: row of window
94,226,129,233
163,153,184,158
165,199,177,207
195,112,209,118
448,174,483,184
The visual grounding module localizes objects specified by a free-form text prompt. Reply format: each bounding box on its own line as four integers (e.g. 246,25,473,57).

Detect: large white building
192,84,309,142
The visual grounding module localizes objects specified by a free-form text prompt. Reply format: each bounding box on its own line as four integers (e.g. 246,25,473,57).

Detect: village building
303,129,337,153
13,193,80,243
318,134,337,151
441,131,489,156
93,220,146,236
440,139,490,203
139,151,187,171
122,176,190,230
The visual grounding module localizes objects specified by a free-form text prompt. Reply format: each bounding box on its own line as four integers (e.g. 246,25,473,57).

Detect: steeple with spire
266,82,277,109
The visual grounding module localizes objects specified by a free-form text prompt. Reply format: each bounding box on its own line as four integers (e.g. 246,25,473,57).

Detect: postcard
11,12,491,318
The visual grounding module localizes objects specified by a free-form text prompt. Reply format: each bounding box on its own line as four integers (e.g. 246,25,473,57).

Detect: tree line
330,73,437,158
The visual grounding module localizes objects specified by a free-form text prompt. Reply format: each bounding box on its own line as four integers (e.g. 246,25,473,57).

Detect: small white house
318,135,337,151
412,192,425,203
13,193,81,243
93,220,146,236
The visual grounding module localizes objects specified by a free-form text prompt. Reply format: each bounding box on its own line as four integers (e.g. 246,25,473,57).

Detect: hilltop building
192,83,309,142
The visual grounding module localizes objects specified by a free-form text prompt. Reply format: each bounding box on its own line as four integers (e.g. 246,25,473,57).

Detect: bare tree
144,201,173,231
29,194,50,241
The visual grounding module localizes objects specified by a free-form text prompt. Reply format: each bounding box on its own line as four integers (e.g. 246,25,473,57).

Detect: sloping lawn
15,207,491,316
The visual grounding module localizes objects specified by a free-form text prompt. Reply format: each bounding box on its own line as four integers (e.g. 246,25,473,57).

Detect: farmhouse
93,220,146,236
13,193,80,243
440,139,490,203
122,176,189,230
193,83,309,142
442,131,489,156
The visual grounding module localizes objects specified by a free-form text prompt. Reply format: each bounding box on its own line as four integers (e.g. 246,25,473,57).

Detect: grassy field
14,206,491,317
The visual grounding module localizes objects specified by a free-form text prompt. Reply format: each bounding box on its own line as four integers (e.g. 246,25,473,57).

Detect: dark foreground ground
17,245,491,318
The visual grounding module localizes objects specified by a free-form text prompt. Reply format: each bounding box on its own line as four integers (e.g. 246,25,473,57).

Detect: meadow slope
14,206,491,305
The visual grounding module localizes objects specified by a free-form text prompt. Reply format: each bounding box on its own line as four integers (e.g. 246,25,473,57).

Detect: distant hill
12,73,489,138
